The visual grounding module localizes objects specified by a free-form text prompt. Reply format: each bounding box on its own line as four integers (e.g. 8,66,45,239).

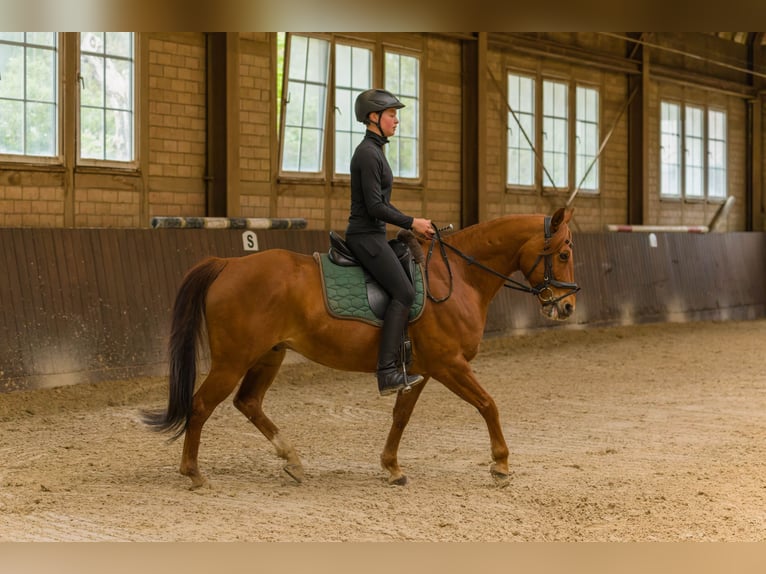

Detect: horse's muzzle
540,297,576,321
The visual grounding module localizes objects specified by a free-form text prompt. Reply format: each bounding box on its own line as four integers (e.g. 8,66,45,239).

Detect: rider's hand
411,218,435,239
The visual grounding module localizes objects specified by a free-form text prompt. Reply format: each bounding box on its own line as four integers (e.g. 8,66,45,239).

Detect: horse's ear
551,207,574,232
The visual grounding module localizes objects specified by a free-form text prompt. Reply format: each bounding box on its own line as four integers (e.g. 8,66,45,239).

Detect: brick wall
146,33,207,220
74,178,141,228
423,36,462,226
0,170,66,227
239,32,273,218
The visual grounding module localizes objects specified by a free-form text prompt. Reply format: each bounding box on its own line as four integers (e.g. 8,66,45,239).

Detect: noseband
425,216,581,305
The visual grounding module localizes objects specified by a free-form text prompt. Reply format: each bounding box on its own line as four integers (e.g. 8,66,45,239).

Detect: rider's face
372,108,399,138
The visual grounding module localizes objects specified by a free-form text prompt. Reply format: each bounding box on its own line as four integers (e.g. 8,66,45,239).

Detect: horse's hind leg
233,347,306,484
380,379,428,486
180,365,244,489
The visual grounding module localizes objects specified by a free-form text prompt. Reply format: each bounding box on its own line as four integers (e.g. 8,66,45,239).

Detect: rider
345,88,435,397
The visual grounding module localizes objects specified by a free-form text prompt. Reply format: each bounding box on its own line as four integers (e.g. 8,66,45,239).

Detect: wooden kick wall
1,229,764,392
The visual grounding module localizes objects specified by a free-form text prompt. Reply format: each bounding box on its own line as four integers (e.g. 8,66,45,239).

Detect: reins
424,225,454,303
424,217,580,305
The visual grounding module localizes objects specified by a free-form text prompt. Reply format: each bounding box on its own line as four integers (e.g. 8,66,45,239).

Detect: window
279,36,421,181
385,51,419,179
1,32,136,165
507,73,535,187
281,34,330,173
684,105,704,198
660,102,682,197
79,32,135,163
0,32,58,157
542,79,568,189
660,100,726,200
707,109,727,199
334,43,371,175
575,86,599,191
506,72,600,193
276,32,286,135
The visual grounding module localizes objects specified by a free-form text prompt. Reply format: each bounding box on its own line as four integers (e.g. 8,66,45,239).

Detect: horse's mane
396,229,425,264
433,213,570,257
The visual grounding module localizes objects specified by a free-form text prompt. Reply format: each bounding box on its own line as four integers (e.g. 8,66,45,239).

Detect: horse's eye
559,251,570,262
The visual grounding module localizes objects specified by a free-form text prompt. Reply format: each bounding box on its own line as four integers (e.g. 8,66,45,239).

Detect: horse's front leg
433,362,511,486
380,379,428,485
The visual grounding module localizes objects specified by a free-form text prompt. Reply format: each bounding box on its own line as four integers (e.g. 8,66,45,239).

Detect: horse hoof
283,464,305,484
188,478,211,491
388,475,408,486
490,470,510,488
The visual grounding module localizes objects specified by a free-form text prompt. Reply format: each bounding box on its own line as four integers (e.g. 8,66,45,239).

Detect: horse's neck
450,215,541,297
453,215,540,265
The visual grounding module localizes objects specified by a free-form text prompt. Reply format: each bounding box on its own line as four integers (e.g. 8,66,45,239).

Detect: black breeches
344,232,415,307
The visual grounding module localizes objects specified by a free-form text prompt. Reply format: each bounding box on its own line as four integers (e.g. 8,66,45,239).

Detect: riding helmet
354,89,405,124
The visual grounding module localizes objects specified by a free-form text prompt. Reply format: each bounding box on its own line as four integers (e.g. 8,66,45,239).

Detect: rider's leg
376,298,424,396
345,233,424,396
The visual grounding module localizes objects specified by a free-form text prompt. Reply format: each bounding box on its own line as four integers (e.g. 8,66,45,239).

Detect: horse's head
519,207,579,321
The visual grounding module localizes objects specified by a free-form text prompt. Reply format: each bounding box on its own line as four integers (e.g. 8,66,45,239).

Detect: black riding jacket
346,130,414,236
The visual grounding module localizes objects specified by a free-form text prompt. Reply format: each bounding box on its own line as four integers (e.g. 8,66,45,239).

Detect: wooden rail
1,228,764,392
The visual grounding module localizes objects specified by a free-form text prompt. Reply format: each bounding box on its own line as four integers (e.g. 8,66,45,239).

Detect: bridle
424,216,581,306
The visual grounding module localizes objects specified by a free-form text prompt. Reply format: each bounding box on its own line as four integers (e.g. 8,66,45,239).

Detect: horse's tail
142,256,227,441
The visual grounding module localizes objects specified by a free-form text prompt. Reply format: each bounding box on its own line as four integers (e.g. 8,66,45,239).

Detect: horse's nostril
564,302,574,315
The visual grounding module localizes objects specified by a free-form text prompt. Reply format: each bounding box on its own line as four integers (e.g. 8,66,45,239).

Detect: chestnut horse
143,207,578,488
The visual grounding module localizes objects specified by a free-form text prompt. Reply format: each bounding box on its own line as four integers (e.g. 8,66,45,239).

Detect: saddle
327,230,417,320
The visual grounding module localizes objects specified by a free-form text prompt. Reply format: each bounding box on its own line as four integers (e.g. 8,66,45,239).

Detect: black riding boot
376,299,424,396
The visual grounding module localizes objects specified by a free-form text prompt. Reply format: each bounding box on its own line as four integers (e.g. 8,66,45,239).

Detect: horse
143,207,578,489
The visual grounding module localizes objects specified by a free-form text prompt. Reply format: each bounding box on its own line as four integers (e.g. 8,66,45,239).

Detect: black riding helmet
355,89,405,134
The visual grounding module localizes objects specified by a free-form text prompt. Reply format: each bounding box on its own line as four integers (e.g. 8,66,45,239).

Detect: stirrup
399,361,422,394
377,368,424,397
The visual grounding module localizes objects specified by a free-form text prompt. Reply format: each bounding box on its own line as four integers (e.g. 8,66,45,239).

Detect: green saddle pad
314,253,425,326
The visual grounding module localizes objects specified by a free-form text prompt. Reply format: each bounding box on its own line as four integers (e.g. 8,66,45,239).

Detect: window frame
277,32,331,181
505,69,602,196
659,98,727,203
660,100,682,199
277,35,423,186
333,40,373,178
574,83,600,193
506,71,536,189
706,107,728,200
383,47,421,182
76,32,138,170
684,104,705,199
0,32,63,165
541,77,569,191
